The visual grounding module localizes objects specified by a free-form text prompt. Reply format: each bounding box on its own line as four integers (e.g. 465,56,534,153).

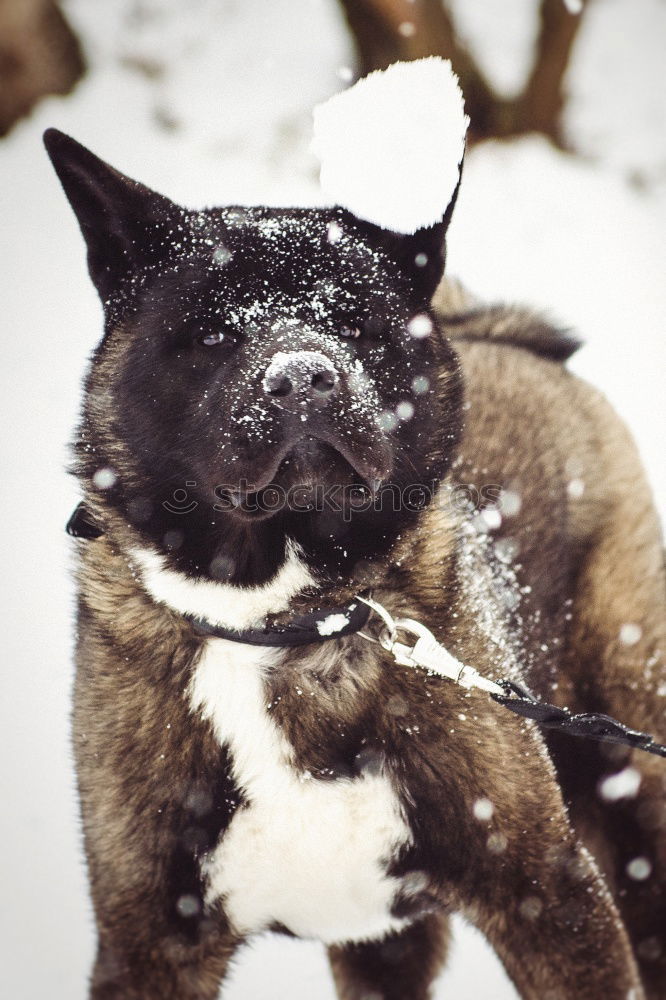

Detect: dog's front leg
459,810,643,999
90,927,239,1000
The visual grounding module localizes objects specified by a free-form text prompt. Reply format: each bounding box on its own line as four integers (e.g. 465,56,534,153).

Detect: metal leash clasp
356,596,504,695
355,599,666,757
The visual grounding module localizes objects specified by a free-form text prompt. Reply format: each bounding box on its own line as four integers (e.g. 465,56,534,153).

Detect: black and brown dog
45,128,665,999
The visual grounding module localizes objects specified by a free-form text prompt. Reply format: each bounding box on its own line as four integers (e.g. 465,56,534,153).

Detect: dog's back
436,280,665,721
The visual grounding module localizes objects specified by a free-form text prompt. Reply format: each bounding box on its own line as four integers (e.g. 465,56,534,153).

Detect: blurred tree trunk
0,0,85,137
337,0,587,146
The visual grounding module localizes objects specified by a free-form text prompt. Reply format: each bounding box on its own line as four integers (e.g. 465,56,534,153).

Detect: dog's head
45,129,463,584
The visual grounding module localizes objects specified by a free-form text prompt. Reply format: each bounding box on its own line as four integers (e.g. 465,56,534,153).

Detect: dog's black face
46,130,463,585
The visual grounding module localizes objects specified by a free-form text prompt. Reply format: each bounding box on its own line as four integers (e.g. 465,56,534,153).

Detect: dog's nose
263,351,339,402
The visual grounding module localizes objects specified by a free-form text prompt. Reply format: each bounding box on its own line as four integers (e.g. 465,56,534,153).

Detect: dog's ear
44,129,183,301
350,162,462,306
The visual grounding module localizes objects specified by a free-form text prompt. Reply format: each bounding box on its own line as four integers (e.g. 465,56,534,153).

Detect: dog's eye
340,324,362,340
198,330,232,348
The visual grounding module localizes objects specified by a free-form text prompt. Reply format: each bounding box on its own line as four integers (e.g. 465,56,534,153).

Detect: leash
356,596,666,758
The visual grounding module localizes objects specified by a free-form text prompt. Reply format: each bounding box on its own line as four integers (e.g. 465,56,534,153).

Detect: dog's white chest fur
188,638,411,945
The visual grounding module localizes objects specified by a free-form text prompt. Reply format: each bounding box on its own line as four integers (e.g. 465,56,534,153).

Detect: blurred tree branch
0,0,85,137
337,0,587,145
518,0,586,141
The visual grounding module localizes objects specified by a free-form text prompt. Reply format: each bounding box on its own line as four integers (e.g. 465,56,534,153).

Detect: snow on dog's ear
43,128,183,302
312,57,467,303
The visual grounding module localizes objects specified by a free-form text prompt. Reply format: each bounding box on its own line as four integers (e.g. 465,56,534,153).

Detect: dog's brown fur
69,280,665,1000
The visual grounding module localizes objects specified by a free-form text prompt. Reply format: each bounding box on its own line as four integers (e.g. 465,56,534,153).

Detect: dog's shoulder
433,279,582,363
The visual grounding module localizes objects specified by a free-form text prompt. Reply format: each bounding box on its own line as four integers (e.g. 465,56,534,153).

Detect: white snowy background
1,1,664,997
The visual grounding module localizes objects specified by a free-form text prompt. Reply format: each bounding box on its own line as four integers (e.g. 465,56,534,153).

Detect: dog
45,127,665,1000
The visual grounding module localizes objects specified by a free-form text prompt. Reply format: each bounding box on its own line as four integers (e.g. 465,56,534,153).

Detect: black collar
186,601,371,647
66,502,371,647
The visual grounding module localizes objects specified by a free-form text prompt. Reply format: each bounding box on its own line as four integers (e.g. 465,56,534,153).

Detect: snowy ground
0,1,664,998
